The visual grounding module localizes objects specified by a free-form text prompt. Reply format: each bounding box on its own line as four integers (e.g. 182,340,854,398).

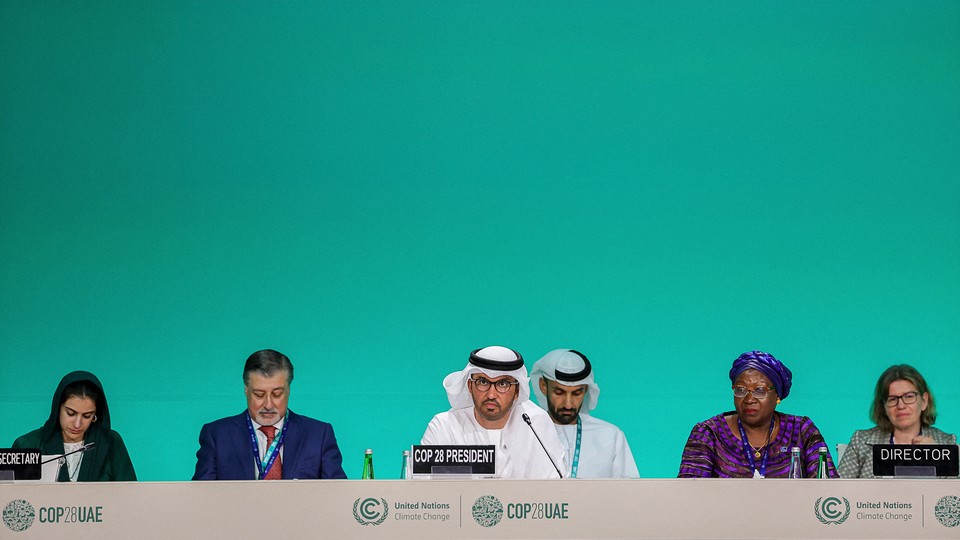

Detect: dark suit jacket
192,410,347,480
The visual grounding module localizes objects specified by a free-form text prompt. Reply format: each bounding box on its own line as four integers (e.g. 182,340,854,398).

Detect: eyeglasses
885,391,919,407
471,376,519,394
732,386,775,400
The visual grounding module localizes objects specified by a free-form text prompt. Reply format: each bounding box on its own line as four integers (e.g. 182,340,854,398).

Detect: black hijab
39,371,114,482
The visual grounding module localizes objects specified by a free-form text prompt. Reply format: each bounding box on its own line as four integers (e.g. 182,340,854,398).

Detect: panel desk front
1,478,959,539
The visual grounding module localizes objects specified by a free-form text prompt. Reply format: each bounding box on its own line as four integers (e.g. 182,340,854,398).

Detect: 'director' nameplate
872,444,959,477
0,449,42,480
412,445,496,476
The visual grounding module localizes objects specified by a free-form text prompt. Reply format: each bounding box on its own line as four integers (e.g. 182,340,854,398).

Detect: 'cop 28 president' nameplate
412,445,496,476
872,444,959,477
0,449,42,480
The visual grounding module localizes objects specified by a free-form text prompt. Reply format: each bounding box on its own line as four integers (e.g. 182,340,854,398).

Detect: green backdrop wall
2,1,958,480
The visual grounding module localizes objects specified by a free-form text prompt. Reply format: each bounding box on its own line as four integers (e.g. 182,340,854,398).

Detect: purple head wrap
729,350,793,400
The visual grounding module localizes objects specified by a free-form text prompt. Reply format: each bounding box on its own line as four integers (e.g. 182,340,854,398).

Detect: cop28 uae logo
472,495,503,528
352,497,388,526
935,495,960,528
814,496,850,525
3,499,35,532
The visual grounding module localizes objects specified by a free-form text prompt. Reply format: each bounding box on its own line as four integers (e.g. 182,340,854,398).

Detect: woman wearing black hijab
13,371,136,481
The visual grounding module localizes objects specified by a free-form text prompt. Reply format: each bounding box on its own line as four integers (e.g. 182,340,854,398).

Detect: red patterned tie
259,425,283,480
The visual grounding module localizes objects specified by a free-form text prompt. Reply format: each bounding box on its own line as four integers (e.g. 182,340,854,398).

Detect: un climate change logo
472,495,503,528
814,497,850,525
353,497,388,526
934,495,960,528
3,499,35,532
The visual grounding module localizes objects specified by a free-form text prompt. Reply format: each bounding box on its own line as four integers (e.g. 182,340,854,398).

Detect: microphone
521,413,563,478
41,442,96,465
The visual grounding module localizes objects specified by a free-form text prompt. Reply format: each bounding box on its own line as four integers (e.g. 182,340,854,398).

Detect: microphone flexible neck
522,413,563,478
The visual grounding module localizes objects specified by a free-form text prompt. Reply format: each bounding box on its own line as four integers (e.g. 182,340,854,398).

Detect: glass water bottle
362,449,374,480
400,449,410,479
788,446,802,478
816,446,828,479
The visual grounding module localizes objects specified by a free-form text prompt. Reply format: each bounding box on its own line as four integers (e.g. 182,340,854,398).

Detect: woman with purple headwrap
678,351,838,478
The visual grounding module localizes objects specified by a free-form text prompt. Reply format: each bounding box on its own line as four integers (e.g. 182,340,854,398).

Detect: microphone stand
41,442,96,480
522,413,563,478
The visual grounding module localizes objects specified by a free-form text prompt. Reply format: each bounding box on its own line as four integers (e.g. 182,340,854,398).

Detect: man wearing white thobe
531,349,639,478
421,345,566,479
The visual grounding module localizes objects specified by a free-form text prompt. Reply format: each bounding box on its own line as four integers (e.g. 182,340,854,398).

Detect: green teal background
2,1,958,480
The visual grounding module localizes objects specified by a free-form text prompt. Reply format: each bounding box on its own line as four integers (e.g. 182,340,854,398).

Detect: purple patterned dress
678,412,838,478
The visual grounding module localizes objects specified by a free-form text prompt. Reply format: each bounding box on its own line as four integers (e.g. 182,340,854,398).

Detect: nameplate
872,444,959,477
0,449,42,480
411,445,496,476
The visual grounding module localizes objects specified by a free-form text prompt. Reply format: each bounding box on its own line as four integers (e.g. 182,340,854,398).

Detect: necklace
737,415,777,478
63,441,84,482
749,432,772,458
744,417,775,457
69,454,83,481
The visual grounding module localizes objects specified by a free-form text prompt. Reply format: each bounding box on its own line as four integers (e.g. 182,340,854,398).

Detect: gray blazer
837,426,957,478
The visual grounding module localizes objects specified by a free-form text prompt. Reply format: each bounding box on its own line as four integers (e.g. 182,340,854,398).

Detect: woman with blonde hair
837,364,955,478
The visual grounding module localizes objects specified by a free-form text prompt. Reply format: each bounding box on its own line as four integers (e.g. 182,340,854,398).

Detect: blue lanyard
246,412,288,480
737,416,774,478
569,416,582,479
889,426,921,444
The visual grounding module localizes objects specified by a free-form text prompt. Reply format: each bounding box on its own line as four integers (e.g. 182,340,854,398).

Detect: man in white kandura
421,345,566,478
531,349,639,478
